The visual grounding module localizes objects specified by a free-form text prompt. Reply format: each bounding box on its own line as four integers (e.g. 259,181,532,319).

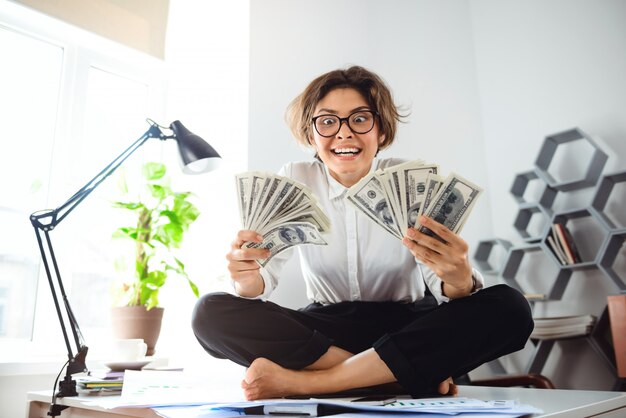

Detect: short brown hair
286,66,405,151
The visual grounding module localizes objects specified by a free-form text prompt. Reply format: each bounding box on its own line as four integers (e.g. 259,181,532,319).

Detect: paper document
211,396,543,416
84,369,244,409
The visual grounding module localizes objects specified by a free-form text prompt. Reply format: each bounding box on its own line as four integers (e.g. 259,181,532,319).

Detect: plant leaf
158,223,183,247
111,160,202,309
143,162,167,181
112,201,145,211
172,257,199,298
147,184,167,201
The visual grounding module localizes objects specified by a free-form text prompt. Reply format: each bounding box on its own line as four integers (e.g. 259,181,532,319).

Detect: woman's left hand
403,215,473,298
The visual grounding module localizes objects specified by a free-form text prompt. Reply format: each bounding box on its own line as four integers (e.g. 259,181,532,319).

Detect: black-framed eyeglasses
311,110,378,138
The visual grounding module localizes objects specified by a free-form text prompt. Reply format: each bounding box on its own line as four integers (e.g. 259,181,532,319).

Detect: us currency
415,172,483,240
345,172,403,239
415,172,445,224
345,161,482,242
377,170,405,238
235,172,330,266
399,163,439,234
243,222,328,267
380,159,427,231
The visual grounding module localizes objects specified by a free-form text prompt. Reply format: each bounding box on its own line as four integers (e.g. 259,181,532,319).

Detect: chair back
608,295,626,378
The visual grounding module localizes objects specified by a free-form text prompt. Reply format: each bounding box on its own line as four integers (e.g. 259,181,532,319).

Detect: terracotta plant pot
111,306,164,356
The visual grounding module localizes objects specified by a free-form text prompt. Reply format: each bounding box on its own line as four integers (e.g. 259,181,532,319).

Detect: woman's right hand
226,230,270,298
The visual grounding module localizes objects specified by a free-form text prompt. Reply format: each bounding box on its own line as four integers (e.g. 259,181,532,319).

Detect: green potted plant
110,161,200,355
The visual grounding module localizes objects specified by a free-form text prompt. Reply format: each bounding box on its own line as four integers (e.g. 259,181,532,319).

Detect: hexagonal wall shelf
480,128,625,383
510,169,558,208
591,170,626,230
535,128,608,192
500,244,568,299
597,230,626,292
551,208,609,266
513,203,552,242
474,238,513,275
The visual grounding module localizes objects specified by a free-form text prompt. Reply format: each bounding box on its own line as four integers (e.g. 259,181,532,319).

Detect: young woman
192,66,533,400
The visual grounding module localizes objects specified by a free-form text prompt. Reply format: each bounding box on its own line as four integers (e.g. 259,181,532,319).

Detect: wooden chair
469,373,555,389
608,294,626,391
589,294,626,391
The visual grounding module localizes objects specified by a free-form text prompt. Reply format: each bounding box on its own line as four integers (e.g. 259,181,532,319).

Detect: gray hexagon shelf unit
535,128,608,192
500,243,571,300
475,128,624,383
550,208,609,267
597,230,626,292
510,169,558,208
591,170,626,230
513,203,552,242
474,238,513,275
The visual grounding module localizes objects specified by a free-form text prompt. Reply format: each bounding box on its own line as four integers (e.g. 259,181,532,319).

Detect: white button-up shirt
249,158,484,305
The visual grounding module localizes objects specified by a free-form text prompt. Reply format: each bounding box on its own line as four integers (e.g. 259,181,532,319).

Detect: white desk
27,386,626,418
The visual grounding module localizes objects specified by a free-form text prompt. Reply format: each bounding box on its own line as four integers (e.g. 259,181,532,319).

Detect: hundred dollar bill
248,175,276,230
345,161,482,241
415,172,483,240
400,163,439,233
253,178,292,232
243,222,328,267
415,172,445,225
235,173,252,228
345,172,403,239
377,169,405,238
244,174,270,230
235,171,331,266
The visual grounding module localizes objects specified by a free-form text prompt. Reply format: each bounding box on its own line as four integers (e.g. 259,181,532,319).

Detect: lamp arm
41,122,164,227
29,121,167,411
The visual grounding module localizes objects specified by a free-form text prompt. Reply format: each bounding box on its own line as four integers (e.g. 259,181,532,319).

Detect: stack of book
545,222,582,265
531,314,596,340
76,370,124,396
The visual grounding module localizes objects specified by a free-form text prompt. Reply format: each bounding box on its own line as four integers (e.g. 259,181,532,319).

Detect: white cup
110,338,147,361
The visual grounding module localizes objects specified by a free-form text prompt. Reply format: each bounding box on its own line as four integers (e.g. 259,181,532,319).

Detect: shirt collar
324,158,379,200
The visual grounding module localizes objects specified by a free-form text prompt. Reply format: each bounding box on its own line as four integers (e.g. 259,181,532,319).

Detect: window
0,25,63,341
0,2,165,358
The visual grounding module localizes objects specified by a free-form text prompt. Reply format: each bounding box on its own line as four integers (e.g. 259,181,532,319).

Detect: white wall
155,0,250,366
470,0,626,389
249,0,492,308
249,0,626,389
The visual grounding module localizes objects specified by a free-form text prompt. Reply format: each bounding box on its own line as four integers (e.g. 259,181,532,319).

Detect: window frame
0,1,166,369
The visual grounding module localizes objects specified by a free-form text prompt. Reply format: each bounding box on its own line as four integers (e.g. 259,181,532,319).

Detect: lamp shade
170,120,222,174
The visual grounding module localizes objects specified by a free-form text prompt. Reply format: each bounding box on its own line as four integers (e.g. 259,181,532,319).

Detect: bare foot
242,358,311,400
438,377,458,396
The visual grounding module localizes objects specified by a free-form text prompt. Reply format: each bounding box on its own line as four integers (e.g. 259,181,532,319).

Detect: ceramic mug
111,338,147,361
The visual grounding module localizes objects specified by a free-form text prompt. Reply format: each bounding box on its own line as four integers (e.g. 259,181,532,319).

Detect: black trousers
191,284,533,397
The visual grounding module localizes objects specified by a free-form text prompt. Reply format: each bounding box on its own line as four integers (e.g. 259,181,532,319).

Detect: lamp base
57,375,78,397
48,375,77,417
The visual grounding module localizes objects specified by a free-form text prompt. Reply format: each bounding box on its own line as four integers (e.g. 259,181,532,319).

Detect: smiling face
311,88,384,187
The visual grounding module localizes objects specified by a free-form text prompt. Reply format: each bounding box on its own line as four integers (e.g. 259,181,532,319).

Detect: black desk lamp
29,119,221,417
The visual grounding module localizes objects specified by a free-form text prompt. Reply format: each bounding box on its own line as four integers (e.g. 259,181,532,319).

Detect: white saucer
104,358,151,371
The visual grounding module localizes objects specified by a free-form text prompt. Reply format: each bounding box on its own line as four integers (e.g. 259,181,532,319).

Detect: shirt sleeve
420,264,486,304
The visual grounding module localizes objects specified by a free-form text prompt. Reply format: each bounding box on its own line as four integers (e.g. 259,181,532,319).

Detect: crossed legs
192,285,532,400
242,347,458,400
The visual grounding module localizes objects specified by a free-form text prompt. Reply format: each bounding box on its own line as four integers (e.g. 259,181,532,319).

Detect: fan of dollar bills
235,172,331,266
345,160,483,240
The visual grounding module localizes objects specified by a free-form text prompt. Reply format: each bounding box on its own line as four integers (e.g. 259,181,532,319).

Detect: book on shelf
556,222,582,263
546,222,582,265
531,314,596,340
524,293,547,302
553,222,582,264
546,234,567,265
